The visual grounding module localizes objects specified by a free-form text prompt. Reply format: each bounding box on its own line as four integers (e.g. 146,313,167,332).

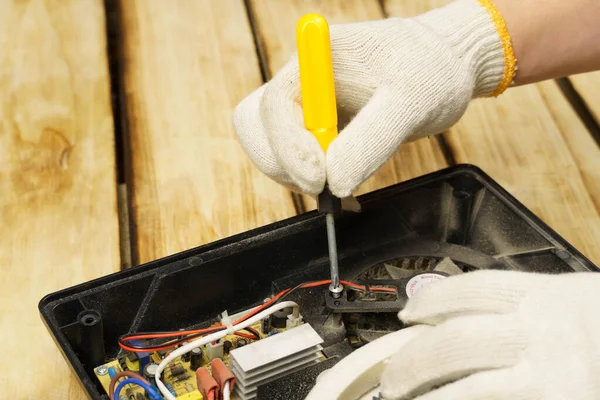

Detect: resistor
165,382,177,396
175,373,190,382
170,364,186,376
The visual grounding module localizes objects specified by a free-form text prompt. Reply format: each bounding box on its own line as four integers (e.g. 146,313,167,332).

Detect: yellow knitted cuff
478,0,517,97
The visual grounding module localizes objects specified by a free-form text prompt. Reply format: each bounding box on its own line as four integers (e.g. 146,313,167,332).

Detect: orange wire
119,279,397,352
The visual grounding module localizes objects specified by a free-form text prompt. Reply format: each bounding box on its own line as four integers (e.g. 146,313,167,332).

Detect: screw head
95,365,108,376
329,283,344,298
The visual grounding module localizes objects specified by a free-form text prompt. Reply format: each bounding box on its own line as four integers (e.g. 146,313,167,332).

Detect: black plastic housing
39,164,599,399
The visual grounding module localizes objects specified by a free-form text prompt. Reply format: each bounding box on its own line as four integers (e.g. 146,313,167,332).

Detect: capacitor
136,394,144,400
223,340,233,354
236,338,247,348
190,347,203,371
143,363,159,386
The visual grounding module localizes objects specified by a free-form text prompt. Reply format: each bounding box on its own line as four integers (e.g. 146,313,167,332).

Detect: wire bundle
118,279,396,353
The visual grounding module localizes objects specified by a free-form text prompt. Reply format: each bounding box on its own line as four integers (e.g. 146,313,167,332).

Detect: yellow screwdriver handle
296,13,338,152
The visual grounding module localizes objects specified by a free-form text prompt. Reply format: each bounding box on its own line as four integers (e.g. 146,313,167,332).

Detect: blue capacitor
108,367,117,379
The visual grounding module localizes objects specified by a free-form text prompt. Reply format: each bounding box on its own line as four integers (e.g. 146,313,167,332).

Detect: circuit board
95,321,284,400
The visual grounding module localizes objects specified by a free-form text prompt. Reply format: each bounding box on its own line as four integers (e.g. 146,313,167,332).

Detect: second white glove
233,0,514,197
380,269,600,400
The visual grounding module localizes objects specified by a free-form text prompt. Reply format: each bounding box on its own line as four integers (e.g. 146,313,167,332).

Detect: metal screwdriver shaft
296,13,343,297
325,213,340,289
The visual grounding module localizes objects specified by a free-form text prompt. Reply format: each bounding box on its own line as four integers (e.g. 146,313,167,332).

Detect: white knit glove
233,0,512,197
379,269,600,400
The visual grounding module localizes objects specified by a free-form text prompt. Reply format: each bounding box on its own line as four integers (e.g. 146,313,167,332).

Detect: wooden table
2,1,599,398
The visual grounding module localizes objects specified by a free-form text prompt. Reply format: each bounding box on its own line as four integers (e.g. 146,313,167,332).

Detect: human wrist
415,0,516,98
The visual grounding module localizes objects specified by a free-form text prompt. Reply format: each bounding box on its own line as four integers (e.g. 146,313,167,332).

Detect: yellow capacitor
296,13,338,152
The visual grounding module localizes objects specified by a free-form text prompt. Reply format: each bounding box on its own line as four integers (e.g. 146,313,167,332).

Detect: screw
96,365,108,376
556,250,571,260
329,283,344,298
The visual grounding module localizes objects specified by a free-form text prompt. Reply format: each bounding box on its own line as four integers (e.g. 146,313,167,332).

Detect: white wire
155,300,300,400
223,380,231,400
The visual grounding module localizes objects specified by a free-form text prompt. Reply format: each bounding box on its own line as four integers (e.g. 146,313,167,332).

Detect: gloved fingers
259,55,327,196
401,368,535,400
399,270,540,326
379,314,525,400
326,87,414,198
232,84,303,193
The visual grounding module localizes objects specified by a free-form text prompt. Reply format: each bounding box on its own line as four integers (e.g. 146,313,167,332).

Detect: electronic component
211,358,236,394
180,342,191,362
206,341,224,360
236,338,247,348
223,340,233,354
143,363,159,386
170,364,186,377
190,347,203,371
261,316,271,334
286,312,304,329
136,393,144,400
196,367,219,399
128,340,150,373
230,324,324,400
270,307,292,328
165,382,177,396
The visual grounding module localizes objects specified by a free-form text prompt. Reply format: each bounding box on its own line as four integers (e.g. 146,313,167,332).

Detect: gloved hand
379,269,600,400
233,0,515,197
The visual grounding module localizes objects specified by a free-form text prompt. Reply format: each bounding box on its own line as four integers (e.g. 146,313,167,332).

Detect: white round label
406,273,446,298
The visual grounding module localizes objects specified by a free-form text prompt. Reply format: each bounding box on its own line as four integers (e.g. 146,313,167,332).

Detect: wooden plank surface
119,0,298,264
570,71,600,124
0,1,120,398
385,0,600,265
248,0,449,211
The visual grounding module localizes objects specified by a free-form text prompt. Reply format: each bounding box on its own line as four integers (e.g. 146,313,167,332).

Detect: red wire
119,279,397,352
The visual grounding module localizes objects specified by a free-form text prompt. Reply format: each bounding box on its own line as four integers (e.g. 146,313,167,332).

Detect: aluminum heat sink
230,323,324,400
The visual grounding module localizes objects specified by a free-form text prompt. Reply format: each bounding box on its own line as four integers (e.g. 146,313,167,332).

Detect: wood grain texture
570,71,600,123
385,0,600,265
0,1,120,398
120,0,297,264
248,0,449,211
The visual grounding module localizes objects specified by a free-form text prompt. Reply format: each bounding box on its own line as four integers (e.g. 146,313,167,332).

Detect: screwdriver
296,13,344,298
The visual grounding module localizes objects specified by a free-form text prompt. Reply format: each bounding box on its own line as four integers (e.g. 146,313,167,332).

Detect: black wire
119,327,225,351
119,280,387,352
243,327,260,340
